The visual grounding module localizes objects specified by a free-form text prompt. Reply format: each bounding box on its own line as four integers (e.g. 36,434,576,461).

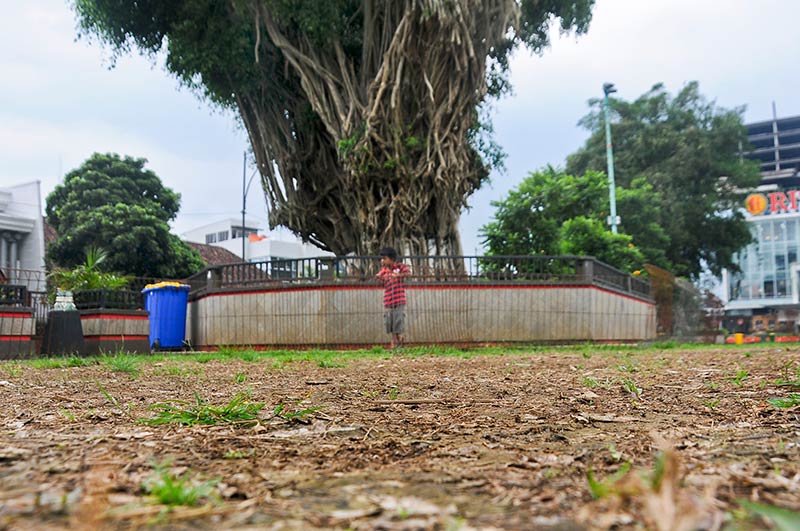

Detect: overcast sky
3,1,800,255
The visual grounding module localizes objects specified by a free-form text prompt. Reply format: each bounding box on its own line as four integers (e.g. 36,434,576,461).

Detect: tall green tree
480,167,648,272
46,153,204,278
560,217,644,273
72,0,594,256
566,82,761,278
480,167,607,256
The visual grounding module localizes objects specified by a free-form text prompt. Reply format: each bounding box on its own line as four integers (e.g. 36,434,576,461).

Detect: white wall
0,181,45,289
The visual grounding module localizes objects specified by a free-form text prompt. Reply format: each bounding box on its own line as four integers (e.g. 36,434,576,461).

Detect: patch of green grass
587,462,631,499
97,381,121,409
59,409,76,422
192,353,218,364
652,340,678,349
620,378,642,398
388,386,399,400
153,364,202,378
738,500,800,531
223,449,254,459
139,391,265,426
730,369,749,386
582,376,599,388
101,353,139,376
607,443,623,461
2,363,23,378
701,398,721,410
143,460,218,507
317,358,346,368
234,371,247,384
273,402,320,420
767,393,800,409
231,349,260,362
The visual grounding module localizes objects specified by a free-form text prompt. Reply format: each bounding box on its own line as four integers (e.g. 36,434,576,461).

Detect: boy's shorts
384,306,405,334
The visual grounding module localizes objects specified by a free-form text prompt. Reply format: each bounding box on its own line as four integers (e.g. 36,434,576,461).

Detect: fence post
207,268,222,290
577,258,594,283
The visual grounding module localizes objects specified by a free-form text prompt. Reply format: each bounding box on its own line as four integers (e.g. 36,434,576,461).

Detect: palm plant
50,246,129,291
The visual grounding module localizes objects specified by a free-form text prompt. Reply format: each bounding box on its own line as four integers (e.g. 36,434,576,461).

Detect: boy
376,247,411,349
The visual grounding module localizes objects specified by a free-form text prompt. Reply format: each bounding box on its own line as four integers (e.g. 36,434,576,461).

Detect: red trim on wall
0,336,31,341
83,335,149,341
0,312,33,318
192,283,654,306
80,314,148,321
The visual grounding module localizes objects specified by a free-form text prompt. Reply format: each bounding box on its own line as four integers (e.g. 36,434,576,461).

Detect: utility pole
603,82,620,234
241,152,260,261
241,151,247,260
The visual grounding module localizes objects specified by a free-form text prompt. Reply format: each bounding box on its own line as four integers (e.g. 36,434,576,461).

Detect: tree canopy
480,167,645,272
72,0,595,256
46,153,205,279
565,82,761,278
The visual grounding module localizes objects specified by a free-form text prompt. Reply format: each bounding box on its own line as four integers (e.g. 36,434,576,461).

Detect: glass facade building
723,113,800,332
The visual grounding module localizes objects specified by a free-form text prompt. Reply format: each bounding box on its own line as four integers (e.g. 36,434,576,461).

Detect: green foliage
586,462,631,499
565,82,761,278
49,246,129,291
481,167,607,256
143,459,218,507
767,393,800,409
738,500,800,530
71,1,595,255
139,391,265,426
481,167,645,272
46,153,204,278
101,352,140,376
273,403,320,420
560,217,645,273
730,369,749,386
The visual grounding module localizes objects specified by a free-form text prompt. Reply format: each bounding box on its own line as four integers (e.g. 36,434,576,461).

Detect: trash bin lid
142,281,191,292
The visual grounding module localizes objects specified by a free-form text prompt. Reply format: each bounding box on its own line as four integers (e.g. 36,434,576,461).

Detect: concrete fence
187,283,655,348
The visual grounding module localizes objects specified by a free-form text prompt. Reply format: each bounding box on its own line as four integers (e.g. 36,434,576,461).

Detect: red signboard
745,191,800,216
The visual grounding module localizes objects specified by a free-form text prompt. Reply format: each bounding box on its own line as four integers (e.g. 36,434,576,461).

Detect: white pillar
8,234,18,283
0,233,7,278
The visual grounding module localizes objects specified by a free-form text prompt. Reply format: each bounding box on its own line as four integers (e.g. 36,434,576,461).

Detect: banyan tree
74,0,594,256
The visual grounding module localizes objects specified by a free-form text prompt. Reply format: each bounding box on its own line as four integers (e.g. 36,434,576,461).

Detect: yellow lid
143,281,190,290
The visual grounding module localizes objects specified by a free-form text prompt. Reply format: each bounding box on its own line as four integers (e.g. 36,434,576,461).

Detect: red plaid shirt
377,263,410,308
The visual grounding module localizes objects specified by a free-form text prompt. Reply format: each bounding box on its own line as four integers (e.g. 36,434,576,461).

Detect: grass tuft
139,391,265,426
101,352,139,376
767,393,800,409
143,459,218,506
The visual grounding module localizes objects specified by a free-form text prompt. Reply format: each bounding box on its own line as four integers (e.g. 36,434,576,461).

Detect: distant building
722,113,800,333
0,181,45,291
181,218,332,266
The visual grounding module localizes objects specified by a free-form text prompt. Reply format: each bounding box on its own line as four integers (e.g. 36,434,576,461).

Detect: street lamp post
602,82,620,234
241,151,259,260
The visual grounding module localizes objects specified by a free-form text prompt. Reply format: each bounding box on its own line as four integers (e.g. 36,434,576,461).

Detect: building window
205,233,217,244
233,226,258,239
218,231,229,242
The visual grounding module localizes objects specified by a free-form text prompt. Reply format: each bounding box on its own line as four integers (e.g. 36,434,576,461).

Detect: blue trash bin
142,282,190,350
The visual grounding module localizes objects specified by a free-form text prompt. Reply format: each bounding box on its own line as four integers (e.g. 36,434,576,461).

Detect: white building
181,218,332,264
0,181,45,291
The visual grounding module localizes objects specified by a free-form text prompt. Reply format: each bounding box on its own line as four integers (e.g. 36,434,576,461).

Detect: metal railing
0,284,27,306
73,289,145,310
186,255,651,300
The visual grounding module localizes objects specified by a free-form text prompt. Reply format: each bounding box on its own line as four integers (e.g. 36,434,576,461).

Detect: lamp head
603,83,617,96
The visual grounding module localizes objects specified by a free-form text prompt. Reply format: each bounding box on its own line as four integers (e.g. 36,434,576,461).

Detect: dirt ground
1,346,799,531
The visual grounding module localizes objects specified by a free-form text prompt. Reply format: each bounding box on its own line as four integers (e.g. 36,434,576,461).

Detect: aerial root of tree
242,0,519,256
